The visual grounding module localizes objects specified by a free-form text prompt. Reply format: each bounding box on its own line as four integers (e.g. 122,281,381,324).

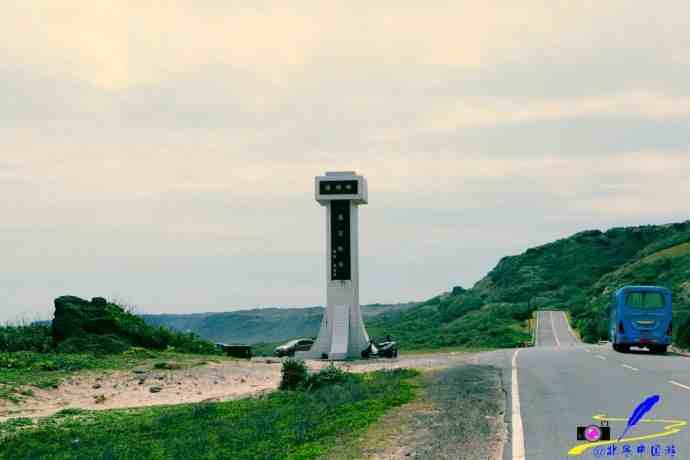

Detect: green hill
140,303,418,345
367,220,690,349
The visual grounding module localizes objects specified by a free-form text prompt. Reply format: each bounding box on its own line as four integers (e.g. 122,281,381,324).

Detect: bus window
625,292,665,310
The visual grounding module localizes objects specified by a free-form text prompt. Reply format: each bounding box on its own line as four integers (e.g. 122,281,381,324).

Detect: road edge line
563,311,580,343
512,349,526,460
669,380,690,391
550,311,561,347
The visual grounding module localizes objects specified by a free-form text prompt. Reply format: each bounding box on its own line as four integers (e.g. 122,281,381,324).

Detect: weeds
0,368,418,460
0,350,230,402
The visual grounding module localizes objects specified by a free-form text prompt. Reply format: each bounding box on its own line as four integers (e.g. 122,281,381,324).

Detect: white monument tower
298,171,370,360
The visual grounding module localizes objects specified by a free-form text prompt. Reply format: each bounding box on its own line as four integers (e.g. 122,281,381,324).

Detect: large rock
53,296,113,344
52,296,147,348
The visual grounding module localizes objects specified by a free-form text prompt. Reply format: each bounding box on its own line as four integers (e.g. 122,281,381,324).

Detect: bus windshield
625,291,666,310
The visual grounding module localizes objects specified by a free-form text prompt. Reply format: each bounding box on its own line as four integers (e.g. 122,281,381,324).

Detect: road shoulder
324,364,507,460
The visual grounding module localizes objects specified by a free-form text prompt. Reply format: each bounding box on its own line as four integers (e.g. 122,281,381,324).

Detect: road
478,310,690,460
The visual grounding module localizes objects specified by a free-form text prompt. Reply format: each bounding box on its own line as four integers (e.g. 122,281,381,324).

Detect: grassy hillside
368,220,690,349
140,303,418,345
576,232,690,344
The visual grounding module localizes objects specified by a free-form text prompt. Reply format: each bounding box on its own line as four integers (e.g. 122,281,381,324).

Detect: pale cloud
423,92,690,130
2,2,690,321
5,1,690,92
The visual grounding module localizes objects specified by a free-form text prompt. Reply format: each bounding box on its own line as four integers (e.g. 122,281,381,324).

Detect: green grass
0,368,418,460
0,350,227,403
368,299,532,351
251,341,283,357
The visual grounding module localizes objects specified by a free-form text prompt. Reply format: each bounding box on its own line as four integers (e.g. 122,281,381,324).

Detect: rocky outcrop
51,295,219,355
52,296,129,344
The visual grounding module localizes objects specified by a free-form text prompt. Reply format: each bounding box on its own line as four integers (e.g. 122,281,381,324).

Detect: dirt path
0,352,477,422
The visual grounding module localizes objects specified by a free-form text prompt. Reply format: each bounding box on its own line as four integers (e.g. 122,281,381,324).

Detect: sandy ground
0,352,478,422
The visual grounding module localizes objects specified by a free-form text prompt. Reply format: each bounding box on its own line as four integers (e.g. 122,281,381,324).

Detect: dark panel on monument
330,200,351,280
319,180,358,196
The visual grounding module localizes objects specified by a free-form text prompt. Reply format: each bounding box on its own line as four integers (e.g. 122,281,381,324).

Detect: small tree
279,358,308,390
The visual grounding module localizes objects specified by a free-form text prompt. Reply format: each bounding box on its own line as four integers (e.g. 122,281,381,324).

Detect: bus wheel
613,343,619,352
653,345,668,355
619,345,629,353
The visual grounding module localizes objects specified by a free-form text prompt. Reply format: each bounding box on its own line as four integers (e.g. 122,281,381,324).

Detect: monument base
296,303,369,361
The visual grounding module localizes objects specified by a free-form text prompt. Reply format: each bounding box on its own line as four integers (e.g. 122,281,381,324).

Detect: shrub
676,316,690,349
0,352,95,373
57,335,130,355
0,325,53,353
304,364,349,391
0,354,23,369
279,358,308,390
154,361,181,370
122,346,156,357
32,360,59,371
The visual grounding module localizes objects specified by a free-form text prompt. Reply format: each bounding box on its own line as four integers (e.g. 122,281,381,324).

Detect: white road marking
595,355,607,360
583,349,592,353
512,349,526,460
563,310,579,342
550,311,561,347
669,380,690,391
622,364,639,371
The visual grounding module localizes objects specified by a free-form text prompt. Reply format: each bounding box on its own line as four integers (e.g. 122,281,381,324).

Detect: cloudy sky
2,2,690,322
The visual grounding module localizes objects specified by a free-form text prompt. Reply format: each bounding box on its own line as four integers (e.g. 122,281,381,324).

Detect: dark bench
216,343,252,359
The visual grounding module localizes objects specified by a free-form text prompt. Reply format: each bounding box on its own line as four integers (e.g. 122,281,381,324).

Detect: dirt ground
0,352,478,422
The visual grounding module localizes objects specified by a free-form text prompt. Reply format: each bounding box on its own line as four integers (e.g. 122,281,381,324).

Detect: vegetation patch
0,325,53,353
367,298,532,350
369,220,690,349
0,350,230,403
51,296,220,355
325,364,504,460
0,369,418,460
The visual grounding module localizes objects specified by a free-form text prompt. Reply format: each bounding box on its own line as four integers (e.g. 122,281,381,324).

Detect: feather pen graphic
618,394,661,441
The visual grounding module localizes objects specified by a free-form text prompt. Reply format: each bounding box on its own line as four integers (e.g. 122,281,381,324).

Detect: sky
2,2,690,322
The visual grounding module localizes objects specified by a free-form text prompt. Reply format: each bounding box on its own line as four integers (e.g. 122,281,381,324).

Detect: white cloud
2,2,690,321
423,91,690,131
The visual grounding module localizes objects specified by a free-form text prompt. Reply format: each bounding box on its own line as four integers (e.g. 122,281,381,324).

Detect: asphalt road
478,310,690,460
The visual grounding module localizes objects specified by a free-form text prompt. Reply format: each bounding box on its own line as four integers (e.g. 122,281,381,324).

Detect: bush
0,352,96,372
304,364,349,391
57,335,130,355
122,346,156,358
676,316,690,349
0,325,53,353
154,361,181,370
279,358,308,390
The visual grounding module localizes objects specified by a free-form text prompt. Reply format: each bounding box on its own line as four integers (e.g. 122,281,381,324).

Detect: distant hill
140,303,418,345
367,220,690,348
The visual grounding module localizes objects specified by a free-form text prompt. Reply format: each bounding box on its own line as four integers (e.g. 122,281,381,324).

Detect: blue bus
609,286,672,353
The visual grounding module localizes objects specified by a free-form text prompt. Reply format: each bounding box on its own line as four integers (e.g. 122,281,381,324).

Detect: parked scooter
361,336,399,359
